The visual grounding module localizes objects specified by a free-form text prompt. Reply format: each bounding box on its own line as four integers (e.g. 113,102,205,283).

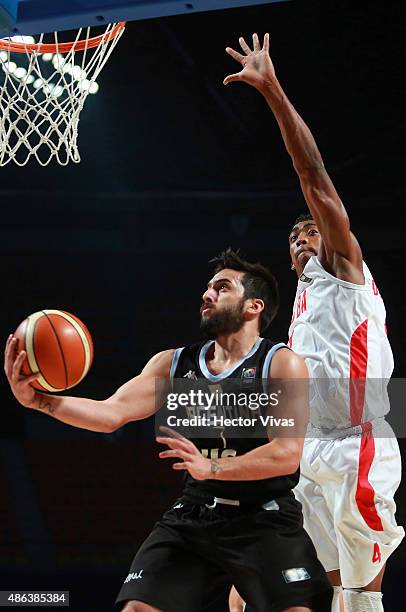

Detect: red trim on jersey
349,319,368,426
355,431,384,531
350,321,383,530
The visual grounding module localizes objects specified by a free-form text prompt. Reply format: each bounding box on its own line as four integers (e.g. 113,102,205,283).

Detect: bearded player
5,250,333,612
225,34,404,612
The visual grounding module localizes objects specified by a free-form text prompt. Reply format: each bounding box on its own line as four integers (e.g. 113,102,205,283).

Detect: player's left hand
224,33,275,90
157,426,211,480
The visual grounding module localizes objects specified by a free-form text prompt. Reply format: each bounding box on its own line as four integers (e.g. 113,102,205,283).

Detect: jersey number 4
372,543,382,564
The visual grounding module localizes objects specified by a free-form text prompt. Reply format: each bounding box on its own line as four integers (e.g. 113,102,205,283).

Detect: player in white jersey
289,256,394,427
224,33,404,612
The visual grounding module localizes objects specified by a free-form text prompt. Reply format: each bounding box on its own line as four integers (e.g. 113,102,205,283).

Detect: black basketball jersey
169,337,300,502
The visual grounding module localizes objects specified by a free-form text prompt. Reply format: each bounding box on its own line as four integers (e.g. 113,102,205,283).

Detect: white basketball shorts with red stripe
294,419,404,588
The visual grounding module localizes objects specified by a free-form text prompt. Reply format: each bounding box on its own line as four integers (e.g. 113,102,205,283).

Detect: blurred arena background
0,0,405,610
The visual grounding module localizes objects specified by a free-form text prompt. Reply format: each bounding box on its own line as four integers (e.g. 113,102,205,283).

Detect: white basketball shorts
294,419,404,588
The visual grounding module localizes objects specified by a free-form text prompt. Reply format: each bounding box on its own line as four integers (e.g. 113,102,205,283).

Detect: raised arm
4,334,174,434
224,33,364,283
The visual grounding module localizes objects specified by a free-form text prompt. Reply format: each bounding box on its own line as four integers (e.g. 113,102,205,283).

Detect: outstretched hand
157,426,211,481
224,33,275,90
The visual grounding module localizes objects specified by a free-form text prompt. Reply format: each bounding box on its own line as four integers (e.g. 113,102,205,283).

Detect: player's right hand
224,33,276,91
4,335,39,408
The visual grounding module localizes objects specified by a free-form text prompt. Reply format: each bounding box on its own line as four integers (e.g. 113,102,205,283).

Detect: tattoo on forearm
38,394,56,415
210,459,223,478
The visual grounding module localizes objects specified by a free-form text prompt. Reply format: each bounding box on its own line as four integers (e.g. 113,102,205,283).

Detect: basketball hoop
0,22,126,166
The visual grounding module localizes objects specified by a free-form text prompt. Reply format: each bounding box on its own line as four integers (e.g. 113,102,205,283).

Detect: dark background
0,0,405,610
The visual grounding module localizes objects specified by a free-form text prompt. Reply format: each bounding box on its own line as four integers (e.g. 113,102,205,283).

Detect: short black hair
291,213,314,231
209,248,279,332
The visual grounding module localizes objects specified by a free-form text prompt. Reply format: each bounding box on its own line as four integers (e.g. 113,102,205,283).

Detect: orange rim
0,21,126,54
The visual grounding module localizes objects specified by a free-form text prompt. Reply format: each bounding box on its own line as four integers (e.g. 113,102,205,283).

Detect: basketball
13,310,94,392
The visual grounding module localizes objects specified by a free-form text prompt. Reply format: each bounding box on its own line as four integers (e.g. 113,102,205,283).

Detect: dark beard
200,300,245,339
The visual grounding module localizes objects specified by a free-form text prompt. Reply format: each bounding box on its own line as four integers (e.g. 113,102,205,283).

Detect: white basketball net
0,23,125,166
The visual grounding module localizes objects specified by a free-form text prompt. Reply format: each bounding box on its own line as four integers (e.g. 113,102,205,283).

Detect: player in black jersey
5,249,332,612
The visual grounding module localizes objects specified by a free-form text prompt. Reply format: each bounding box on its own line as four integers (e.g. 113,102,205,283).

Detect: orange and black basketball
14,310,94,392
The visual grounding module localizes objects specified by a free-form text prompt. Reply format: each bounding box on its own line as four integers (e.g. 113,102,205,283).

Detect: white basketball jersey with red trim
288,257,393,429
